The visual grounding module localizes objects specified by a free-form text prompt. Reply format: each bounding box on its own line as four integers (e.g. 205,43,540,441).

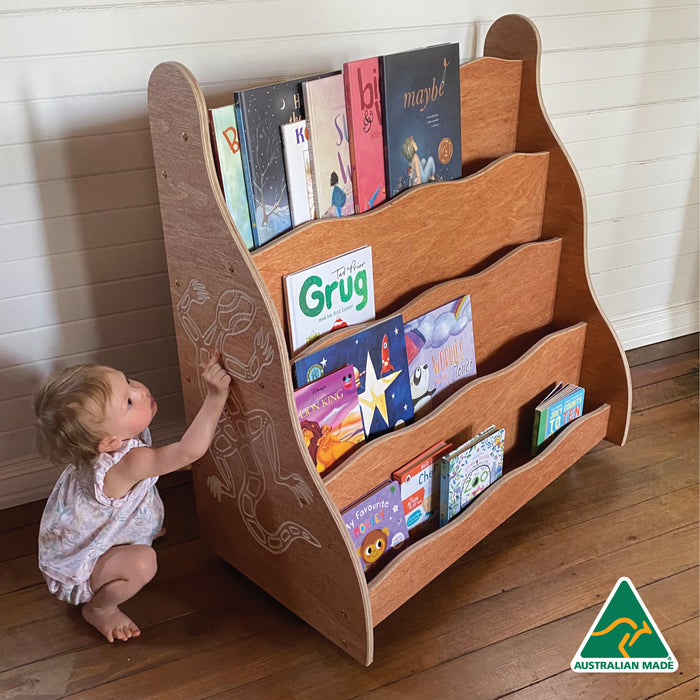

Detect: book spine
439,456,449,527
302,83,323,221
343,67,362,215
234,98,260,248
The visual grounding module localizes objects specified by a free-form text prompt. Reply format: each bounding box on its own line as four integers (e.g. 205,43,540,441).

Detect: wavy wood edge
147,61,373,665
369,403,611,624
484,14,632,445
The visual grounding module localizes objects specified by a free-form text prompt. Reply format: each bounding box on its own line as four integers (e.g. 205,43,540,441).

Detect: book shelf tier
147,13,631,666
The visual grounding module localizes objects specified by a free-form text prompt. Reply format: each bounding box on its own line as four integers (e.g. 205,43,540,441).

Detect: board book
531,382,585,455
284,246,375,353
341,479,409,577
404,294,476,418
439,425,505,527
280,119,315,227
293,364,365,475
381,42,462,197
292,314,414,439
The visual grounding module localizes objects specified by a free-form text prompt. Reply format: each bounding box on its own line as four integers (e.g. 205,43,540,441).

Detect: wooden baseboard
614,300,699,351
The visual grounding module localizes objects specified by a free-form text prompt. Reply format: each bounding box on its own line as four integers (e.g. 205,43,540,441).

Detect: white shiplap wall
1,0,698,508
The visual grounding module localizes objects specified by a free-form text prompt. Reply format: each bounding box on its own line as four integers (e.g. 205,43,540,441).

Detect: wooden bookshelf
147,14,631,665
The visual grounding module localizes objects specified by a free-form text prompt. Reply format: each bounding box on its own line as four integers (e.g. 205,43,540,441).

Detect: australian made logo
571,577,678,673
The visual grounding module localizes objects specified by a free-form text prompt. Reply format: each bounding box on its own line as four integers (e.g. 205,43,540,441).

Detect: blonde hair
34,364,113,469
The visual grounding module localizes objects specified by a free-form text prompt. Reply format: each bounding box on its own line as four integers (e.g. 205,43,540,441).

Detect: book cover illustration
532,382,585,455
209,105,255,251
303,73,355,219
404,295,476,419
381,43,462,197
343,56,386,213
341,480,409,575
392,441,451,538
280,120,315,227
294,365,365,475
284,246,375,353
439,426,505,526
292,314,414,439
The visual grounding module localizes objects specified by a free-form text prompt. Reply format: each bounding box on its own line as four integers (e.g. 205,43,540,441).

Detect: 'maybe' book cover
292,315,414,439
294,365,365,475
284,245,375,353
280,120,315,227
381,43,462,197
303,73,355,219
209,106,254,250
404,295,476,418
343,56,386,213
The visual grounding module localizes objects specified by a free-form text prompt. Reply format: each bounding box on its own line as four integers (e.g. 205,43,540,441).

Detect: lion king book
381,43,462,197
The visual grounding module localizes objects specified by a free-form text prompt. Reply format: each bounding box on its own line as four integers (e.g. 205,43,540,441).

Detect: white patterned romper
38,428,164,605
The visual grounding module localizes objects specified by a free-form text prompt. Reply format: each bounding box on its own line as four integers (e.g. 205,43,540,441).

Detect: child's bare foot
82,603,141,643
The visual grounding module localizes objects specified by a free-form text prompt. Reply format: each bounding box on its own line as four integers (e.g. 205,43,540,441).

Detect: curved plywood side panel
326,322,588,510
147,62,372,665
254,151,550,332
369,403,610,624
484,15,632,445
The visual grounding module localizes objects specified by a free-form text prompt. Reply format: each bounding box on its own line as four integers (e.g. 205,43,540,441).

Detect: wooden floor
1,334,698,699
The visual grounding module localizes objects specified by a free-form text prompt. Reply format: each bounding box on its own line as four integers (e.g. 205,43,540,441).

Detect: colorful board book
303,72,355,219
280,119,315,227
392,441,451,538
380,42,462,197
531,382,585,455
439,426,505,527
293,365,365,475
208,105,254,251
341,480,409,576
292,315,414,440
404,295,476,419
284,246,375,353
343,56,386,213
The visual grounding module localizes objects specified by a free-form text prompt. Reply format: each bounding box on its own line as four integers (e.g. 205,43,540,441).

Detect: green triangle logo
571,577,678,673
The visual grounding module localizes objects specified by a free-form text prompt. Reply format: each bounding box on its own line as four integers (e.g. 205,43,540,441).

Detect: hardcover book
292,314,414,439
341,479,409,576
303,73,355,219
209,105,255,250
343,56,386,213
531,382,585,455
381,42,462,197
293,364,365,475
284,245,375,353
392,441,451,538
404,295,476,419
439,425,505,527
280,120,315,227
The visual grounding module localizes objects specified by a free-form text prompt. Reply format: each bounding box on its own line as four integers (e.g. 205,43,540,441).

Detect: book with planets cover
380,42,462,197
293,364,365,476
292,314,414,439
404,294,476,419
340,479,409,576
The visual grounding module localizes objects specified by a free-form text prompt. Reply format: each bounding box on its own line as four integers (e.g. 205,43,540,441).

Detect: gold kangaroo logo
592,617,653,658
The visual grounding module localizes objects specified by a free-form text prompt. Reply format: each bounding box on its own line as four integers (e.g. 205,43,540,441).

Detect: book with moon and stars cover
292,314,414,440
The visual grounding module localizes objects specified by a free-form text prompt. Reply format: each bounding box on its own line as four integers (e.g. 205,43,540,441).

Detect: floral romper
38,429,164,605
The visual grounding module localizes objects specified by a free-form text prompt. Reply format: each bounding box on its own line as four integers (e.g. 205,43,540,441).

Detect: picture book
293,364,365,475
531,382,585,455
341,479,409,576
380,43,462,197
392,440,451,538
292,314,414,439
209,105,254,250
439,425,505,527
404,295,476,419
303,72,355,219
280,119,315,227
284,246,375,353
234,72,330,247
343,56,386,213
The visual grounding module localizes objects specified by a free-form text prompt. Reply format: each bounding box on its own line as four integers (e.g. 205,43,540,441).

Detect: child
34,351,230,643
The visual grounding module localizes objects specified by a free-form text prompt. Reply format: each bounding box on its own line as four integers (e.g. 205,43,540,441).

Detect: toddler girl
34,351,230,643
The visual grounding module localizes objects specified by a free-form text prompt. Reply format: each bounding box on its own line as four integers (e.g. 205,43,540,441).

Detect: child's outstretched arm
104,351,230,498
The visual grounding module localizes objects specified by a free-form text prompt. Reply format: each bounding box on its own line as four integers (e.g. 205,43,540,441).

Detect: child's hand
200,350,231,401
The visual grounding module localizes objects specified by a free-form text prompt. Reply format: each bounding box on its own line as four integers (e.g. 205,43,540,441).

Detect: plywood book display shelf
147,14,631,665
